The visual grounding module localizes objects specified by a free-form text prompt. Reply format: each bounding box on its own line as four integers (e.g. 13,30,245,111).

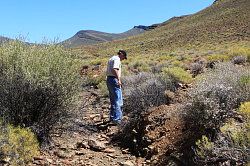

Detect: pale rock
89,114,100,119
122,149,130,154
62,159,71,165
54,150,72,159
121,160,135,166
88,139,106,151
101,114,109,119
75,150,85,155
46,158,53,163
76,141,89,149
33,160,41,165
103,148,116,153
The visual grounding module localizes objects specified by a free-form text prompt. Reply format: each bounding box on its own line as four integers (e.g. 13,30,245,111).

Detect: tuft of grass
228,46,250,62
238,102,250,119
238,102,250,130
128,59,151,72
171,60,183,67
195,135,214,158
162,66,193,84
207,54,230,62
220,119,249,147
193,118,249,165
0,121,39,165
239,75,250,86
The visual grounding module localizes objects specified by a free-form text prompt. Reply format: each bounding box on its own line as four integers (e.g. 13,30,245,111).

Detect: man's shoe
109,120,121,126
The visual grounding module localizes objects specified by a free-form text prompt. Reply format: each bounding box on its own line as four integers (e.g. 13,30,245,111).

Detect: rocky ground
31,87,145,166
30,82,191,166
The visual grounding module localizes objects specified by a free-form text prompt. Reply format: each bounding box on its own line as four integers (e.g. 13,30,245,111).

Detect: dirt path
32,88,143,166
31,82,191,166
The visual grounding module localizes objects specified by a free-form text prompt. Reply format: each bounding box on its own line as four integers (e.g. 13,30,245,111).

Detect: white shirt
106,56,121,77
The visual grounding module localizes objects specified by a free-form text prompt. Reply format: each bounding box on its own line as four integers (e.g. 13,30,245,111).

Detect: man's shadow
94,120,116,131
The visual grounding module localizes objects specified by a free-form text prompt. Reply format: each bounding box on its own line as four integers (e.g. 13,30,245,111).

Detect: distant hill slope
0,36,12,44
0,36,36,46
61,25,161,47
88,0,250,55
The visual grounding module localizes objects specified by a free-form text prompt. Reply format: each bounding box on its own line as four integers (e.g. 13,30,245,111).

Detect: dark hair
118,50,127,58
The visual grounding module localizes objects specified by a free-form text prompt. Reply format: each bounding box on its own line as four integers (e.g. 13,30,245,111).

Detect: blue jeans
106,76,123,122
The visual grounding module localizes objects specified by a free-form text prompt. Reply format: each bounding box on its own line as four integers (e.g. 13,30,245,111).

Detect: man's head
118,50,127,60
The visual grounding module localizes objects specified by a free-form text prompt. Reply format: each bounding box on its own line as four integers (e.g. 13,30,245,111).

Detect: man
106,50,127,124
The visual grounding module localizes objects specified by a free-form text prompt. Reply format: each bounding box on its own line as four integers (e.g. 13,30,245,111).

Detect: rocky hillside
87,0,250,55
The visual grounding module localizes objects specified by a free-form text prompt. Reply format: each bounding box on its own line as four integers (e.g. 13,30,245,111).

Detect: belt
107,76,117,78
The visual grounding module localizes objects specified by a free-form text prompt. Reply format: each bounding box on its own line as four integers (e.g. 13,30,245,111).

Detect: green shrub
171,60,183,67
207,54,230,62
0,41,82,142
128,60,150,72
220,119,249,148
238,102,250,131
0,122,39,165
239,75,250,86
155,54,175,62
238,102,250,119
195,135,214,158
193,120,249,165
162,67,193,83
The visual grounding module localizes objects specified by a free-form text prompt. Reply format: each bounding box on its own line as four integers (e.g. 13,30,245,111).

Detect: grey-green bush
122,72,176,114
113,72,177,156
231,56,247,65
185,62,250,132
0,41,82,142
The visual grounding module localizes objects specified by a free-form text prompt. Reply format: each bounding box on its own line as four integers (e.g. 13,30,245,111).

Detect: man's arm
112,68,122,86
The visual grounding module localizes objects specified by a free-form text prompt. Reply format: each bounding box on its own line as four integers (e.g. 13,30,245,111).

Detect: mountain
87,0,250,55
61,25,161,47
0,36,37,46
0,36,12,44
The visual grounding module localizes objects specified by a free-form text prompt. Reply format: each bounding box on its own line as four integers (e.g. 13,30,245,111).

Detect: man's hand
117,79,122,87
112,68,122,87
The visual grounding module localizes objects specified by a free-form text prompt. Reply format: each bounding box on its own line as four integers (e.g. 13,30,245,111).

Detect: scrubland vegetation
0,39,249,165
111,57,249,165
0,40,82,164
0,0,249,164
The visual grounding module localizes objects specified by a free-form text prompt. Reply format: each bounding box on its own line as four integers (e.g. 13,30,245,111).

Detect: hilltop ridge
86,0,250,55
0,36,11,44
61,25,153,47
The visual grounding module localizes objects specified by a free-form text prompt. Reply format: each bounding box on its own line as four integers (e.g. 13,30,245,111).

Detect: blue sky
0,0,214,43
